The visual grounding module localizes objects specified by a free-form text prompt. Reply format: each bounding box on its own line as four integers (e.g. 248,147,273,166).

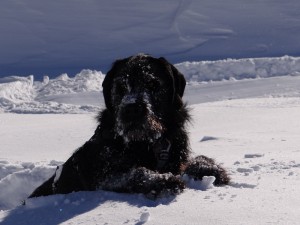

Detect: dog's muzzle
120,102,147,123
115,93,164,142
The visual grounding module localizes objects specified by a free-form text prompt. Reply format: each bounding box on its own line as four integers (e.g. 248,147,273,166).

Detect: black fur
29,54,229,199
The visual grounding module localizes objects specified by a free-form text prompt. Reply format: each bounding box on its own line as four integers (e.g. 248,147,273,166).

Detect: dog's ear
102,59,125,110
158,57,186,108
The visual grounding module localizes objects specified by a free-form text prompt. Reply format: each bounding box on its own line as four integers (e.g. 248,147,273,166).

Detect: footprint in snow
244,153,264,158
200,136,219,142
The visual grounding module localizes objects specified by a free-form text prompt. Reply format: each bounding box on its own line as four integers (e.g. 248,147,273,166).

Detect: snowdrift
1,56,300,114
0,70,104,114
177,55,300,82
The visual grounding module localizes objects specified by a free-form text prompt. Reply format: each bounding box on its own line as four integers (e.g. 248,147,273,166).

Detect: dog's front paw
129,167,185,199
146,175,185,199
184,155,230,185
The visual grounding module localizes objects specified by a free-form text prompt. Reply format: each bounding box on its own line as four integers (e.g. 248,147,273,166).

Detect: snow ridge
1,56,300,114
0,160,58,210
177,56,300,82
0,70,104,114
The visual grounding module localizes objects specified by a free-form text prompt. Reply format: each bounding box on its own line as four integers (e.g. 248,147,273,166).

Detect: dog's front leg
183,155,230,185
28,157,92,198
125,167,185,199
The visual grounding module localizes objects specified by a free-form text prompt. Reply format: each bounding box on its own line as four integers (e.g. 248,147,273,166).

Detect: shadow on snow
0,190,175,225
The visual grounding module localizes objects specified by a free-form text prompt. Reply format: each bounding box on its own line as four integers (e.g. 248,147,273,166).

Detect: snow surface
1,57,300,224
1,0,300,77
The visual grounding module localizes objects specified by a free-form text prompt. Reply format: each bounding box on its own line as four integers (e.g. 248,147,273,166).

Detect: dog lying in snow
29,54,230,199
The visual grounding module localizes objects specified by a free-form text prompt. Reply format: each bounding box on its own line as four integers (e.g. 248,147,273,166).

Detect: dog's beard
115,110,164,143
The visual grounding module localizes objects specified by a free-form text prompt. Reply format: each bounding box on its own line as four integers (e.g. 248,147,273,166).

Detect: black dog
29,54,229,199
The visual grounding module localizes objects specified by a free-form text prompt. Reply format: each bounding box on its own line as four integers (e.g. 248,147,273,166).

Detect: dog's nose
121,103,146,121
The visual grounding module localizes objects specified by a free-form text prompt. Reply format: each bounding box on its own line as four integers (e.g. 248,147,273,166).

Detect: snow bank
0,75,34,105
0,161,57,210
176,56,300,82
0,70,104,114
36,70,104,98
1,56,300,114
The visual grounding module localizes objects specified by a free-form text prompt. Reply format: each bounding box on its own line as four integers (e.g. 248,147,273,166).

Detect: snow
1,1,300,223
1,56,300,114
0,70,104,114
182,175,216,190
176,56,300,82
1,56,300,224
139,211,151,223
1,0,300,78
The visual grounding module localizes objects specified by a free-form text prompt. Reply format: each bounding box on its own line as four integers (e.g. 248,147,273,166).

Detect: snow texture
1,57,300,224
1,1,300,223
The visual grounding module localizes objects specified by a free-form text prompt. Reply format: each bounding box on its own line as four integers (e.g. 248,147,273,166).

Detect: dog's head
102,54,186,143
